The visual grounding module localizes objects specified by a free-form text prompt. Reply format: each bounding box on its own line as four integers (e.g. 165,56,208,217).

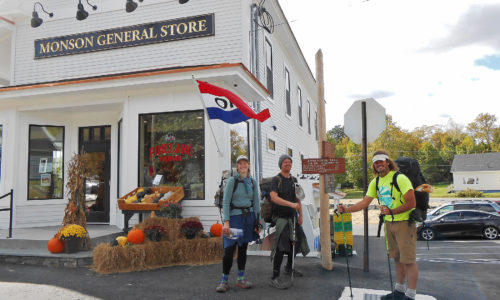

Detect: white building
450,153,500,193
0,0,320,230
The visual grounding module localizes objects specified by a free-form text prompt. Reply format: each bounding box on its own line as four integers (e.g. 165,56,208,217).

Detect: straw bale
92,228,223,274
137,216,201,241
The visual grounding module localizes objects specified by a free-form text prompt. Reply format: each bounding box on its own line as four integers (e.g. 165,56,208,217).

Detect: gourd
127,228,145,244
47,237,64,253
210,221,223,237
116,236,128,247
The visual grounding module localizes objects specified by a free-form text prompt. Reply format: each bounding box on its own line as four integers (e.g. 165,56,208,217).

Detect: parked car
417,210,500,241
427,199,500,220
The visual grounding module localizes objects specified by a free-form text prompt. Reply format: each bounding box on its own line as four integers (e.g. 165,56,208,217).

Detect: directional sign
302,158,345,174
322,141,335,159
344,98,386,144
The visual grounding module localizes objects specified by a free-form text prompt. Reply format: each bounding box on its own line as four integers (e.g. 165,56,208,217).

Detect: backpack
214,169,255,221
259,174,297,224
375,157,429,222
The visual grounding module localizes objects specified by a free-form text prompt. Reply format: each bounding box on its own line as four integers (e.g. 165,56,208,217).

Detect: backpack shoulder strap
392,171,401,193
375,176,381,205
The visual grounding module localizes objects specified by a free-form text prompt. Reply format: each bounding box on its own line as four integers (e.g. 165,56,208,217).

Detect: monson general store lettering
35,14,214,59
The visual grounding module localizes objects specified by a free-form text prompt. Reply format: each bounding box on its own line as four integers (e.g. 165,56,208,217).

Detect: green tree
466,113,498,149
327,125,346,143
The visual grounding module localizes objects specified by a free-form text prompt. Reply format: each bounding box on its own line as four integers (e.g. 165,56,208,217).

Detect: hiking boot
380,290,405,300
284,267,304,277
269,277,288,290
236,279,252,289
215,282,230,293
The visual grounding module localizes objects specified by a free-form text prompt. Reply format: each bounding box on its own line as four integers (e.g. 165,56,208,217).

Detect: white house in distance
450,153,500,193
0,0,320,230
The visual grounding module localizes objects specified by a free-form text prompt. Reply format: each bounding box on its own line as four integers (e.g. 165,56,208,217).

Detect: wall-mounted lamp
76,0,97,21
126,0,143,13
31,2,54,28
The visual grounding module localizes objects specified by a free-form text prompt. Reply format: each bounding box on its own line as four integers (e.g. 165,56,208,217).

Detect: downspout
251,3,263,182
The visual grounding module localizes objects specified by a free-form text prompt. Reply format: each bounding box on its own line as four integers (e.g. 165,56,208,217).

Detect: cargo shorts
385,220,417,264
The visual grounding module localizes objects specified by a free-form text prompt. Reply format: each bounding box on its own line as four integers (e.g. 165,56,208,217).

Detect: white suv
428,200,500,220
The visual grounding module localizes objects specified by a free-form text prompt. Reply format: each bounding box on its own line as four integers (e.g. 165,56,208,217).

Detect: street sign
344,98,386,144
322,141,335,158
302,158,345,174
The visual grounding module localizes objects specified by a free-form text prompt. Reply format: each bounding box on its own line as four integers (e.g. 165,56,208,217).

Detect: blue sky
281,0,500,131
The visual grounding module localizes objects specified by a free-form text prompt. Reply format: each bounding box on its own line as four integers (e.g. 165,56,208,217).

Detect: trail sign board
302,158,345,174
322,141,335,158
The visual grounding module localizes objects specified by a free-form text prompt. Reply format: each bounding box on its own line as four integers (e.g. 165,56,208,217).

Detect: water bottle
224,228,243,240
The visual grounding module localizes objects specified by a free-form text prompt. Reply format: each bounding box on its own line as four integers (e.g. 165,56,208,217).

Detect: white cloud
279,0,500,132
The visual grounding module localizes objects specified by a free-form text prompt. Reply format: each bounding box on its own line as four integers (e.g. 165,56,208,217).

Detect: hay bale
137,216,201,241
92,236,223,274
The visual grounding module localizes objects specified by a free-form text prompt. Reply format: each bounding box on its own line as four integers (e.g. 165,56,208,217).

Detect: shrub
456,188,483,198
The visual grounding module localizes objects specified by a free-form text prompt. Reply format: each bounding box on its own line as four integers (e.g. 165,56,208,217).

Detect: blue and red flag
197,80,275,129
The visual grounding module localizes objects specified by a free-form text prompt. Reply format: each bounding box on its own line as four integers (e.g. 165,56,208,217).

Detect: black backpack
214,169,255,221
259,174,297,224
376,157,429,222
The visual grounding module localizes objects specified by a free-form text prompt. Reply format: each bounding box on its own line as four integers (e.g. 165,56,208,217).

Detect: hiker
269,154,309,289
216,155,261,293
338,150,419,300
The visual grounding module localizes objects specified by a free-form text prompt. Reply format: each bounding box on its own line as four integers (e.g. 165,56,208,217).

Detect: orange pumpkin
127,228,145,244
210,221,223,237
47,237,64,253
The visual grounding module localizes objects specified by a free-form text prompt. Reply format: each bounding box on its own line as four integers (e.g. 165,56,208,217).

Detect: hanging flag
196,80,275,129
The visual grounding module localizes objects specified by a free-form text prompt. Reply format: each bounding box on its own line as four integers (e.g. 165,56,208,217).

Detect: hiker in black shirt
269,154,309,289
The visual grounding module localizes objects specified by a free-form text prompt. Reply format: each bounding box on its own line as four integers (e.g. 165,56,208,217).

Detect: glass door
79,126,111,223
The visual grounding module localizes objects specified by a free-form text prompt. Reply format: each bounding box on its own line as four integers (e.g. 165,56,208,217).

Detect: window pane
443,212,459,221
28,125,64,200
93,127,101,141
307,101,311,134
285,69,291,116
268,138,275,151
139,111,205,200
298,88,302,126
230,122,249,169
315,111,318,140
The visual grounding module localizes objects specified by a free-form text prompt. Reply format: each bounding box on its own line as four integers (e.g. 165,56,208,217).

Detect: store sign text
34,14,214,59
150,143,194,162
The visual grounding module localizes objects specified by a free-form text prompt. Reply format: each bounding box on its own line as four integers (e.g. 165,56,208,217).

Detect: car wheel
420,227,435,241
483,226,499,240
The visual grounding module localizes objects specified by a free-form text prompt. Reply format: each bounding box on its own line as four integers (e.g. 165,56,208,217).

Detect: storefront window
28,125,64,200
230,122,249,169
139,111,205,200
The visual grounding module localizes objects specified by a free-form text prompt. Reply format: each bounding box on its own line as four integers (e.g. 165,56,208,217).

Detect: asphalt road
0,236,498,300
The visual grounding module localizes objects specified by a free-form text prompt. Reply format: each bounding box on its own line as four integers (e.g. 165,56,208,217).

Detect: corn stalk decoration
62,150,91,250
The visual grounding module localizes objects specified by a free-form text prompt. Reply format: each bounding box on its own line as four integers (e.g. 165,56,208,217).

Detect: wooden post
316,49,332,270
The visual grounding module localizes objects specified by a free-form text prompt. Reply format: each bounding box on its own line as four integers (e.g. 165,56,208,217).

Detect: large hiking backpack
259,174,298,224
214,169,255,221
376,156,429,222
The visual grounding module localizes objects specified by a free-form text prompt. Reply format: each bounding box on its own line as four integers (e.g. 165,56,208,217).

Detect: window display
139,110,204,199
28,125,64,200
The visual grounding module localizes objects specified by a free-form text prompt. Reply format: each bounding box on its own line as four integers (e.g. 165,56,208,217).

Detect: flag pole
192,75,223,157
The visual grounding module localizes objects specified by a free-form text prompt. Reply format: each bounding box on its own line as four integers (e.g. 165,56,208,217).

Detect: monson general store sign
34,14,214,59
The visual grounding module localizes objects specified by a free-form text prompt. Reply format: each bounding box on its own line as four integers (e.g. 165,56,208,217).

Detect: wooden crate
117,186,184,211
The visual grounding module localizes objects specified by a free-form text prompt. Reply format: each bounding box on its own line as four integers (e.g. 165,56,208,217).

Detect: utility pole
316,49,332,270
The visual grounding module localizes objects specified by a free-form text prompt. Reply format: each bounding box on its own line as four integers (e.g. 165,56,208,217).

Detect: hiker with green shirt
339,150,419,300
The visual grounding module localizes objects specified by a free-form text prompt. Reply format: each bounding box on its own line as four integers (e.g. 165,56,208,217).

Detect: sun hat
236,155,249,163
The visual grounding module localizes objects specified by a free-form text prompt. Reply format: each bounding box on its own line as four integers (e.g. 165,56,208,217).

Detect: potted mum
58,224,87,253
158,202,182,219
181,220,203,239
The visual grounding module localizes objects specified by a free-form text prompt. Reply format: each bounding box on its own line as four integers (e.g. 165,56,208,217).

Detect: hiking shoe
380,290,405,300
215,282,229,293
236,279,253,289
284,267,304,277
269,277,288,290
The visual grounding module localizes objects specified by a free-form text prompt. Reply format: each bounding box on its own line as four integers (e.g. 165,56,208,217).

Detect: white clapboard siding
14,204,66,228
13,0,244,85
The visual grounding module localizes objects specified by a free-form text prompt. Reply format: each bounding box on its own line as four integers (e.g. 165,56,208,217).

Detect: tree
466,113,498,149
327,125,346,143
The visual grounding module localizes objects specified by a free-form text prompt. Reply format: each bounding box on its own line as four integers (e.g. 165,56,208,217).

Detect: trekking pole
338,203,353,299
381,211,394,299
291,215,297,285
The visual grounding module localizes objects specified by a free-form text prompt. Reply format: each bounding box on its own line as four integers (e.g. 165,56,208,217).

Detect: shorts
385,221,417,264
